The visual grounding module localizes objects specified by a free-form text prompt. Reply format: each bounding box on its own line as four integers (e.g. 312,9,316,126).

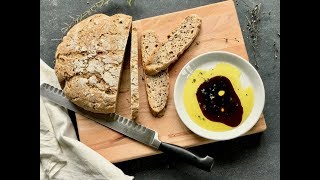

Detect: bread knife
40,83,214,172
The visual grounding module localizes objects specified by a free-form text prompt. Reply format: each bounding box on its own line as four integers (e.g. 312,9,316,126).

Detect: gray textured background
40,0,280,179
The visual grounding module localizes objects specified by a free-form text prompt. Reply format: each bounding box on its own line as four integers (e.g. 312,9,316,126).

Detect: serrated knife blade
40,83,161,148
40,83,214,172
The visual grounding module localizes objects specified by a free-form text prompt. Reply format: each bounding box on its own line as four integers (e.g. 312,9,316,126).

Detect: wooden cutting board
76,0,267,163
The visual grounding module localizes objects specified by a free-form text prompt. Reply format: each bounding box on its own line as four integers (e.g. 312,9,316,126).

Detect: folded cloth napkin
40,59,133,180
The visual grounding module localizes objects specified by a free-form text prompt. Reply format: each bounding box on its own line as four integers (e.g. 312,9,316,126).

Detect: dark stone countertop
40,0,280,179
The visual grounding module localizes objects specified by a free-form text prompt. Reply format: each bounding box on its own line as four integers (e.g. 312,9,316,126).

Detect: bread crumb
88,76,98,85
103,71,117,86
78,77,88,86
87,60,104,74
74,59,86,73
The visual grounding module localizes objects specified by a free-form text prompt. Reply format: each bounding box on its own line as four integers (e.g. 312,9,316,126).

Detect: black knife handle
159,142,214,172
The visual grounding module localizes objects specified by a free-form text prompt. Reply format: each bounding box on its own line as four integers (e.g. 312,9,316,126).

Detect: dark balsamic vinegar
196,76,243,127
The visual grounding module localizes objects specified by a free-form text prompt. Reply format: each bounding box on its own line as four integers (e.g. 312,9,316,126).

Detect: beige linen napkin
40,59,133,180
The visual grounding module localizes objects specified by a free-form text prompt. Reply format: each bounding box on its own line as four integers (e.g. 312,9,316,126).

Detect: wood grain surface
76,0,267,163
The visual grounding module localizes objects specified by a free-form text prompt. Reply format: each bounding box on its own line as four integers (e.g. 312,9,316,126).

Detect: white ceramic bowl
174,51,265,141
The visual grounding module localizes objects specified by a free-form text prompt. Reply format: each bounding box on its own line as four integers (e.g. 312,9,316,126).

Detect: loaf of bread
141,31,169,117
130,27,139,119
143,14,202,75
54,14,132,114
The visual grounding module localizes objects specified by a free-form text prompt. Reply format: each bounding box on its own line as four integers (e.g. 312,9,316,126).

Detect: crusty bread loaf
144,14,202,75
54,14,132,114
130,27,139,119
141,31,169,117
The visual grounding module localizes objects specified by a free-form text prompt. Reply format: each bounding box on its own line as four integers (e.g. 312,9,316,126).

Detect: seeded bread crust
130,27,139,119
141,30,169,117
144,14,202,75
54,14,132,114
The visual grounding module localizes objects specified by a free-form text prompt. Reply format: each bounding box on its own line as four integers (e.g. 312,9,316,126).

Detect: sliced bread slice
141,30,169,117
143,14,202,75
54,14,132,114
130,27,139,119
